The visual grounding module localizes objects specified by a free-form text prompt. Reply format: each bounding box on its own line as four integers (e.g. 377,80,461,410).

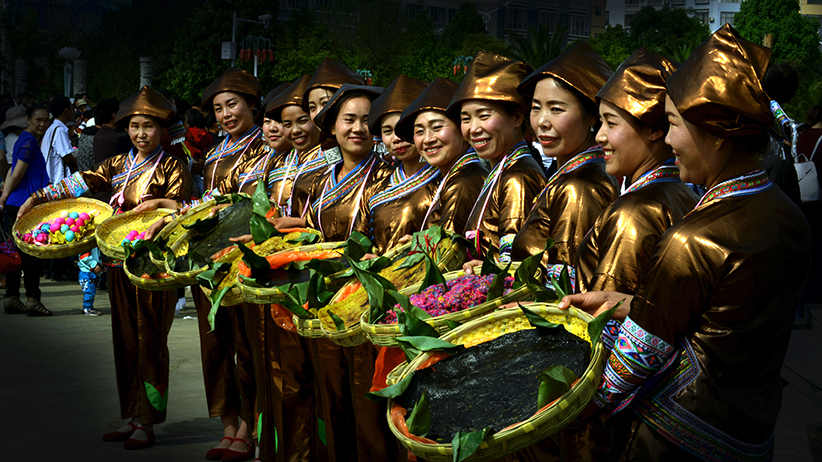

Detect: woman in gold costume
357,74,438,254
449,50,546,265
510,43,619,276
141,67,268,461
395,77,489,235
18,86,192,450
561,25,811,461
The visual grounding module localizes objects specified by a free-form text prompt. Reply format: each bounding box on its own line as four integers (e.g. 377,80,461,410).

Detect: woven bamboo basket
319,238,466,348
124,256,182,291
387,303,605,461
149,200,217,270
13,198,114,259
237,241,346,306
95,208,174,260
360,263,536,348
164,229,211,285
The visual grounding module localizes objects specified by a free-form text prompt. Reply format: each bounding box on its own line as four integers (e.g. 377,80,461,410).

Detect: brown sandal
25,298,52,317
4,296,26,314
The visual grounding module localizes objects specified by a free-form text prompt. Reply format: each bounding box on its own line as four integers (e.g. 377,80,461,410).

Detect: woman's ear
648,127,665,142
513,107,525,129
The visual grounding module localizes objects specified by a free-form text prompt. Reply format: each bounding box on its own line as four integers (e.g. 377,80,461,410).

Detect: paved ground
1,278,820,462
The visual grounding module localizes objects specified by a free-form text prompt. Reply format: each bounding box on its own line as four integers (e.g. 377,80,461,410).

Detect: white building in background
605,0,742,33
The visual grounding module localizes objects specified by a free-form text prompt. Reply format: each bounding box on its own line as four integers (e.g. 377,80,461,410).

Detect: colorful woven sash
421,150,482,230
110,147,165,207
692,169,772,212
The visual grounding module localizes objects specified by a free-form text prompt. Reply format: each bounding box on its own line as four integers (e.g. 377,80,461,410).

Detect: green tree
505,23,568,69
735,0,822,120
629,6,710,58
589,25,632,70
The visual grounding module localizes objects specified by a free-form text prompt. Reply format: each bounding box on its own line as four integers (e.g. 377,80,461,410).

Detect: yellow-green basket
13,198,113,259
95,208,174,260
149,200,217,270
360,263,535,348
386,303,605,462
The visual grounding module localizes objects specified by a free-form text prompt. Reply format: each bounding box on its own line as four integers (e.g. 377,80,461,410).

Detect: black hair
26,104,48,118
94,98,120,125
761,63,798,105
185,108,207,129
49,95,72,118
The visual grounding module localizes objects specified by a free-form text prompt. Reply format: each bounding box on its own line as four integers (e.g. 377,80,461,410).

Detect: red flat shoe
102,422,137,442
123,427,155,450
206,436,235,460
221,438,253,462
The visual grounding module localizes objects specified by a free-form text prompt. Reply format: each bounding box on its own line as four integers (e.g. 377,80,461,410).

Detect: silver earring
590,125,595,132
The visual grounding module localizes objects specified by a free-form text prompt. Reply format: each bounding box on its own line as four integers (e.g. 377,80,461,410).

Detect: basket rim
235,241,346,297
387,303,604,456
95,208,175,260
14,198,114,259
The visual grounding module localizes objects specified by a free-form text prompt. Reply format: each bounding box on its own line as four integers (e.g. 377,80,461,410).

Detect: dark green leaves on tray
365,371,415,401
452,428,493,462
587,299,623,345
407,391,430,438
396,336,464,362
537,365,579,408
520,304,562,330
250,180,280,245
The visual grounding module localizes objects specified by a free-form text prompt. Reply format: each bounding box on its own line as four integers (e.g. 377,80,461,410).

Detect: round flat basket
319,237,467,347
13,198,114,259
149,200,216,270
361,263,534,348
95,209,174,260
387,303,605,462
237,241,346,306
124,259,183,291
294,316,325,339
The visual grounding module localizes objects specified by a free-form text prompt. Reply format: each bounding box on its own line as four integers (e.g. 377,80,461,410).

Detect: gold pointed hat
519,42,612,105
395,77,460,142
254,81,295,126
445,50,533,118
597,47,679,129
302,58,365,111
313,83,384,135
266,75,312,122
115,86,178,126
666,24,772,137
201,67,262,112
368,75,428,136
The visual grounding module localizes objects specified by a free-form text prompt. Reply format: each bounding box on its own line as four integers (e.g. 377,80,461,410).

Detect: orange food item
141,273,152,279
154,272,170,279
210,245,238,261
239,261,251,278
337,282,363,301
265,249,340,270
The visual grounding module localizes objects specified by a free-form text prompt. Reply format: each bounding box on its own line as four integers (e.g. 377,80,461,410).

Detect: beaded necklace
691,169,772,212
623,159,681,195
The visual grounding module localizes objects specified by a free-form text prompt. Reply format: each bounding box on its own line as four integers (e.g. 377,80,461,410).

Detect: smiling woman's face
459,100,522,164
128,115,162,155
530,77,594,160
213,91,255,140
330,96,374,159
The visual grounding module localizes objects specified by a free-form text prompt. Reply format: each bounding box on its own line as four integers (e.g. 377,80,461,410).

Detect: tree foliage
506,23,568,69
589,6,710,69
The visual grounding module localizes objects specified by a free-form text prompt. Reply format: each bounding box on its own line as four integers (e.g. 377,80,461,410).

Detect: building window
540,11,559,32
605,10,610,25
720,11,735,25
648,0,662,4
429,6,446,24
569,0,591,10
506,7,527,30
626,0,639,5
569,14,590,37
693,9,709,23
671,0,686,4
694,0,710,4
541,0,560,6
448,8,458,24
282,0,302,10
406,4,426,19
809,0,822,4
720,0,741,2
595,6,601,15
625,12,636,27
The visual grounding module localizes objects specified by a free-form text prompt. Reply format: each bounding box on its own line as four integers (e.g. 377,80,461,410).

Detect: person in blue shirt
0,105,51,316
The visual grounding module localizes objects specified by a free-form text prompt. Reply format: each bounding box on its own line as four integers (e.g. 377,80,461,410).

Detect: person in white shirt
41,95,77,184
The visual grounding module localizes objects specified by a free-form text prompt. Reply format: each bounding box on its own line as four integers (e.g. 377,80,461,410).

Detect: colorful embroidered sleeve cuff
498,233,516,263
32,172,90,204
593,316,674,412
543,264,576,294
